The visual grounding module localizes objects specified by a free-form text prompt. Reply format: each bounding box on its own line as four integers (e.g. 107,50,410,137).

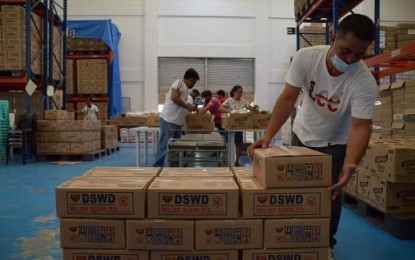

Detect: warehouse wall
66,0,414,112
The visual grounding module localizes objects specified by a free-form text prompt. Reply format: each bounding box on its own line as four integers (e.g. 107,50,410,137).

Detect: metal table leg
135,130,141,166
144,131,148,162
228,131,235,168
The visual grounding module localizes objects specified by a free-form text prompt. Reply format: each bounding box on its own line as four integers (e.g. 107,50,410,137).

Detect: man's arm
171,88,196,111
199,103,211,114
329,117,372,199
247,84,300,158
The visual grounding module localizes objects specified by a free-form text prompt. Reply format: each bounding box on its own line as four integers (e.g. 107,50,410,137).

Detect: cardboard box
242,248,329,260
151,250,238,260
253,146,332,188
126,219,194,250
147,177,239,219
195,219,263,250
363,141,415,182
252,113,271,129
221,113,253,129
63,249,149,260
60,218,125,249
185,113,214,132
158,167,234,178
36,142,71,154
344,168,358,197
356,168,371,203
369,175,415,213
263,218,330,249
56,176,152,219
233,167,255,179
237,178,331,219
147,114,160,127
83,167,160,178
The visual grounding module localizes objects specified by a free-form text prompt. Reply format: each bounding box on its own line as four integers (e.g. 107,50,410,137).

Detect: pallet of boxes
36,110,102,160
56,167,160,259
238,146,332,259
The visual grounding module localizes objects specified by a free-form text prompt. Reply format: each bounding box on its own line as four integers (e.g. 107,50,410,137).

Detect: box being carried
147,177,239,219
185,113,214,132
56,176,153,219
253,146,332,188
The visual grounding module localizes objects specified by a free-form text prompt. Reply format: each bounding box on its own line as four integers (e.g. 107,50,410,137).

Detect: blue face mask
330,45,359,73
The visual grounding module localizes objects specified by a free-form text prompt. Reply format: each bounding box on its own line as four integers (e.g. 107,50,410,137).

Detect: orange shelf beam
364,41,415,79
0,75,27,86
0,0,26,4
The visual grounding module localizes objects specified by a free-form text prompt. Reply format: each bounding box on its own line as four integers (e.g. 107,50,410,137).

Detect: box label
254,192,321,216
159,193,227,216
67,192,134,215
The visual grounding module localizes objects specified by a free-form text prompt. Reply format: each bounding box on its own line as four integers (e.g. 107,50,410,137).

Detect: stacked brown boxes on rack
36,110,101,154
221,112,271,130
56,167,160,260
367,26,396,55
76,59,108,94
372,83,393,138
0,5,42,74
299,24,326,49
1,90,44,121
66,59,74,94
52,26,63,81
239,146,331,259
391,80,415,139
395,23,415,48
146,167,240,259
294,0,309,19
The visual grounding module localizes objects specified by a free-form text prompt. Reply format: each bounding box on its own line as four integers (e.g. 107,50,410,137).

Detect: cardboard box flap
391,121,405,130
378,83,391,92
390,81,405,90
237,177,266,190
255,146,328,158
404,108,415,116
57,176,152,189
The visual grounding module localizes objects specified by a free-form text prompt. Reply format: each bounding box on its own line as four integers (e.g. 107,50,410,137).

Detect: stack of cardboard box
1,90,44,121
221,112,271,130
395,23,415,48
372,83,393,138
344,140,415,215
299,24,326,49
367,26,396,55
239,146,332,258
57,167,160,260
67,38,109,53
36,110,101,154
66,59,74,94
100,125,118,150
185,113,215,132
391,80,415,139
0,5,42,74
76,59,108,94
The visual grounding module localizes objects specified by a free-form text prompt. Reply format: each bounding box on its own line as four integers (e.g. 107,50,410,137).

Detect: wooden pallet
105,146,120,155
342,192,415,239
38,149,106,162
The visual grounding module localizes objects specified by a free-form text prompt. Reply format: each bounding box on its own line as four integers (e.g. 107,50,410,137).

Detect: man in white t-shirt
81,99,99,121
153,68,200,167
248,14,377,259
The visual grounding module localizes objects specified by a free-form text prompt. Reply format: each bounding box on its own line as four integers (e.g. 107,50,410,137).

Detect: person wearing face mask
247,14,376,260
153,68,200,167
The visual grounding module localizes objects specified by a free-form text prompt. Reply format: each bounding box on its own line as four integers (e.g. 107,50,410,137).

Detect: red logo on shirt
308,81,341,113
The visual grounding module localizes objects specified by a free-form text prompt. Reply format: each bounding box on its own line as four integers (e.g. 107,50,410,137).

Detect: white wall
65,0,414,112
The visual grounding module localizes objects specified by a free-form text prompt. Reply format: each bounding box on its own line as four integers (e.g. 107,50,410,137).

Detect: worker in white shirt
81,98,99,121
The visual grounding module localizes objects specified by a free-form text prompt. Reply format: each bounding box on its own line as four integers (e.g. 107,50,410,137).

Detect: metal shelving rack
0,0,67,112
364,41,415,81
295,0,380,55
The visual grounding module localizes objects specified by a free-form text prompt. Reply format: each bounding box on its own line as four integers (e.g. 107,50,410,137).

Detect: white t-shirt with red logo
285,45,377,147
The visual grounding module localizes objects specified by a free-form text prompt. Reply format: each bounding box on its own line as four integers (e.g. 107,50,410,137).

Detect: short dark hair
230,85,242,98
191,89,200,96
201,90,212,98
184,68,200,80
337,14,375,41
216,89,226,97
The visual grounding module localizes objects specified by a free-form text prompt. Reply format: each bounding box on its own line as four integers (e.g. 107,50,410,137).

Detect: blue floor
0,143,414,259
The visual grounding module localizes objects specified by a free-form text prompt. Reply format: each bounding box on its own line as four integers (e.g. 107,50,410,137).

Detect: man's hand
247,136,272,160
328,164,357,200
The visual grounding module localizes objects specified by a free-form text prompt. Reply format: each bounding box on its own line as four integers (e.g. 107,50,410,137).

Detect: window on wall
158,57,255,103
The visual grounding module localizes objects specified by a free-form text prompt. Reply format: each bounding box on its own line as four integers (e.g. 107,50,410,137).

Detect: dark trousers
292,134,346,248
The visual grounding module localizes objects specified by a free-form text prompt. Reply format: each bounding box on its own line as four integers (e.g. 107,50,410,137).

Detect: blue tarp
67,20,122,117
